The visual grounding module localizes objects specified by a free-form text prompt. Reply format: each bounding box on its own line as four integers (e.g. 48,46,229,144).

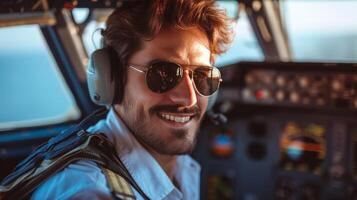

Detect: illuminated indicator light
242,88,252,100
305,124,325,137
245,74,254,84
285,142,323,160
289,92,300,103
299,77,309,88
252,1,262,11
304,143,322,152
285,142,323,153
287,146,302,160
276,90,285,101
276,75,286,87
64,1,78,10
332,80,342,91
284,122,301,136
211,134,234,157
255,89,269,100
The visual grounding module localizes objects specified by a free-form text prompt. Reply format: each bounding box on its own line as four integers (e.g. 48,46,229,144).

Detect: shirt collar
101,108,200,200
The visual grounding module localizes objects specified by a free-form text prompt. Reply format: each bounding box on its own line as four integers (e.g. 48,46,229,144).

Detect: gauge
210,130,235,158
280,122,326,173
207,174,234,200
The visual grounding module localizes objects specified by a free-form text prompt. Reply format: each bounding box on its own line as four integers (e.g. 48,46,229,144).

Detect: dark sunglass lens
146,62,183,93
193,67,221,96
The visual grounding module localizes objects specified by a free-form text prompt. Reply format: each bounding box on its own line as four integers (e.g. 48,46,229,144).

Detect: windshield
0,25,80,131
280,0,357,62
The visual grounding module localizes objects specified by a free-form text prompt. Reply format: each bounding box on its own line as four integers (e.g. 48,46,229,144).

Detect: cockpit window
215,2,264,66
281,0,357,62
0,25,80,131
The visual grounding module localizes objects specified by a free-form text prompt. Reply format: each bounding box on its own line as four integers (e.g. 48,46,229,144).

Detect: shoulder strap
0,108,108,188
0,109,150,200
0,132,150,200
102,167,135,200
0,133,105,199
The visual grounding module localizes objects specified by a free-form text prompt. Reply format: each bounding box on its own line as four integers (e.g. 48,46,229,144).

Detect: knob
299,76,310,88
289,92,300,103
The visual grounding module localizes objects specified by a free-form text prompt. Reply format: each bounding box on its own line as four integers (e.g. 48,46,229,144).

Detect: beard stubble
118,96,203,155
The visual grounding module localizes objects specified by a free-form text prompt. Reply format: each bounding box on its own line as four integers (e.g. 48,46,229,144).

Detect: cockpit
1,1,357,199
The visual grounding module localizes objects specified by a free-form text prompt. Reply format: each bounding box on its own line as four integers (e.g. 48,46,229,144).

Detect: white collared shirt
32,109,201,200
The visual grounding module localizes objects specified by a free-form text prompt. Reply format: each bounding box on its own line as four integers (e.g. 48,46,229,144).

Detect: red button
255,89,268,100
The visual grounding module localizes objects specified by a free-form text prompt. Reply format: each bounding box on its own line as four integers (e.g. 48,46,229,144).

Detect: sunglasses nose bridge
181,67,192,77
182,69,196,90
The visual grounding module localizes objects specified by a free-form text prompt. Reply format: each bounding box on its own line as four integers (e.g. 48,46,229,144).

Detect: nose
168,70,197,107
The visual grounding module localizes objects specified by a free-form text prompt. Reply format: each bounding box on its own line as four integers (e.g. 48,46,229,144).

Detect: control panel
242,69,357,109
193,62,357,200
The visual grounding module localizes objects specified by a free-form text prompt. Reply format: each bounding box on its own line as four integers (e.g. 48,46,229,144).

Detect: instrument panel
193,62,357,200
241,69,357,109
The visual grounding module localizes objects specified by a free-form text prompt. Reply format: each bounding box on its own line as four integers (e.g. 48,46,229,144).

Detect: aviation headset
86,31,219,111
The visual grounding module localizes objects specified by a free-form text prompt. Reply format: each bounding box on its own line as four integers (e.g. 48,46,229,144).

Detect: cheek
125,71,150,100
126,71,145,91
198,96,209,114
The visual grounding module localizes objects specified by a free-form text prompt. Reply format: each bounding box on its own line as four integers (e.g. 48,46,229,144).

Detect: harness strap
0,133,151,200
102,167,136,200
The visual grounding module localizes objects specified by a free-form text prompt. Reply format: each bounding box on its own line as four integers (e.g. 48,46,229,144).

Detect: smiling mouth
157,113,194,123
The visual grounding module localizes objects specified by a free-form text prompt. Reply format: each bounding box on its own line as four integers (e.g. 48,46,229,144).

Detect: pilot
1,0,232,199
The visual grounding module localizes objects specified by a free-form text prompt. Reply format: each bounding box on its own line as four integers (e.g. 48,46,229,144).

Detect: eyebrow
147,59,214,69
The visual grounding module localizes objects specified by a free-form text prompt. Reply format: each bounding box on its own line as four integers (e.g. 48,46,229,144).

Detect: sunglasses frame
128,61,222,96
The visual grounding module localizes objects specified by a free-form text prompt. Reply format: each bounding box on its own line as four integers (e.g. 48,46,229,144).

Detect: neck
144,144,178,181
113,107,178,181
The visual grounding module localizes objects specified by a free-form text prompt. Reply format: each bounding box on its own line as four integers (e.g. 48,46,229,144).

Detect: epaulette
0,109,149,200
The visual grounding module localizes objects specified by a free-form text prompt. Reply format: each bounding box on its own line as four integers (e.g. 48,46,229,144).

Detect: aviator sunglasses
128,61,222,96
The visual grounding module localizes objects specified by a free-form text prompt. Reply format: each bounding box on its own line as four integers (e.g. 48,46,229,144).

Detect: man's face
115,28,211,155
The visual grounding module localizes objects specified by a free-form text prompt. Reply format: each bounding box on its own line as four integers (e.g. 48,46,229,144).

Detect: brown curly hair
102,0,233,104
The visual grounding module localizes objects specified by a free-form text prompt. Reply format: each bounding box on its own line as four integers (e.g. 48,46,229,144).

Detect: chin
156,141,196,155
154,131,198,155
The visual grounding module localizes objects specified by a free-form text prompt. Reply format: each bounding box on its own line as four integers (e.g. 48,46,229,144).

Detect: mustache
149,104,201,116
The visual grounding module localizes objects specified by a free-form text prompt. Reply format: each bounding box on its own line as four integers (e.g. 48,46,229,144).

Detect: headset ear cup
206,89,219,111
87,48,115,106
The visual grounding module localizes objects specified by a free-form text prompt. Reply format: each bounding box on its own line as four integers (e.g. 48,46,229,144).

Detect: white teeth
160,114,191,123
